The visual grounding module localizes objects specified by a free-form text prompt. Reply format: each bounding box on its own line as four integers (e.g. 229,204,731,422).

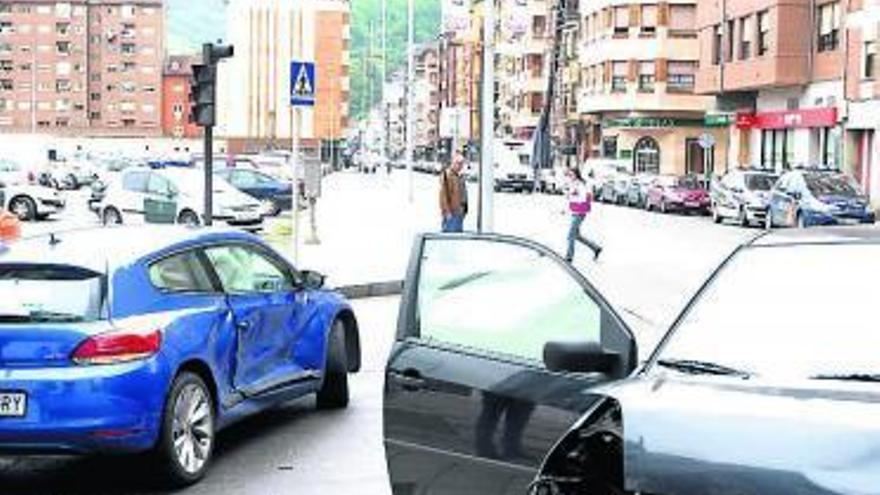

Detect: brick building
696,0,846,172
161,54,199,139
844,0,879,205
577,0,725,176
0,0,164,136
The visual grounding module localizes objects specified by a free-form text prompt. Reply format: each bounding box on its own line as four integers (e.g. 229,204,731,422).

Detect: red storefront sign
735,108,838,130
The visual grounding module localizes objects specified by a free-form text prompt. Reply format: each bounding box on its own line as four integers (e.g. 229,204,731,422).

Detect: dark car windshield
676,177,700,189
805,173,860,198
655,244,878,380
0,264,105,323
745,174,776,191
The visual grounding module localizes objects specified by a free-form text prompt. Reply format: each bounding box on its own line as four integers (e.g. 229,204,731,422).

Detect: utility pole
479,0,496,232
382,0,388,159
406,0,415,202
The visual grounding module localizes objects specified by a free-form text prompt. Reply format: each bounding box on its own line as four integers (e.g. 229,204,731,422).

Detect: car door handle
236,320,252,331
389,369,426,392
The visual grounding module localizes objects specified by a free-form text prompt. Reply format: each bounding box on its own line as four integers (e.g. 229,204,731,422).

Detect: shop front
737,107,842,172
846,100,880,206
600,116,730,178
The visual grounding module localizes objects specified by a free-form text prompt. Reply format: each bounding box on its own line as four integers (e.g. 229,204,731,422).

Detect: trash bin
144,198,177,225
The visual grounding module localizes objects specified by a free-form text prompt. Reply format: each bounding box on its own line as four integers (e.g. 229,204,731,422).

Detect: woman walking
564,167,602,262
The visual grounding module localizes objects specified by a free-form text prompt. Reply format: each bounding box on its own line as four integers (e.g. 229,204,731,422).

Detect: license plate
0,392,27,417
685,202,700,208
839,217,860,225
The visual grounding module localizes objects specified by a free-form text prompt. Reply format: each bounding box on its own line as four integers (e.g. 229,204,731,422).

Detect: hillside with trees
351,0,441,120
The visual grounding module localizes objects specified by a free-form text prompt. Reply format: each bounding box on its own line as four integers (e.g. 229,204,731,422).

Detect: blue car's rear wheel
317,321,349,409
155,372,215,487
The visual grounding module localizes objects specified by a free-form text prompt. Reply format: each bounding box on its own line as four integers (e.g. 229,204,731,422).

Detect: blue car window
205,245,294,294
122,171,149,193
148,251,214,293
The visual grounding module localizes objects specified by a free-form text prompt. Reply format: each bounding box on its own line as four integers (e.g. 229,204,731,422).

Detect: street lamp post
479,0,496,233
405,0,415,202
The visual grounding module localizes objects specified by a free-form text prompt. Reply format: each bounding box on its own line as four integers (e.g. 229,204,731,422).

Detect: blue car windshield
656,244,879,380
0,264,104,323
805,174,860,197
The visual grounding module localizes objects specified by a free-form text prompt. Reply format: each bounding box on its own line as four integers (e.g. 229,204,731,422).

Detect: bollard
0,210,22,243
305,197,321,245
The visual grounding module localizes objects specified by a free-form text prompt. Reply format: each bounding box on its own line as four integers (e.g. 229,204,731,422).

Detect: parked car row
592,166,876,230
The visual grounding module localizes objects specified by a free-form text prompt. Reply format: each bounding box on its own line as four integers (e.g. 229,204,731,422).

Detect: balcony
577,83,714,114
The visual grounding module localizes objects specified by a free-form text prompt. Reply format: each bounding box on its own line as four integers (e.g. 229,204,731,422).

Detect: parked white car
45,159,100,190
0,159,65,221
97,168,264,230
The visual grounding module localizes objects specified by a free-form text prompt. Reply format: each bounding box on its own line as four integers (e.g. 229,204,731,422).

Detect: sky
166,0,228,55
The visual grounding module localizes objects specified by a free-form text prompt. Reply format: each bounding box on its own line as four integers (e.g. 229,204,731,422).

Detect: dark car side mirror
790,190,802,200
299,270,326,291
543,341,621,374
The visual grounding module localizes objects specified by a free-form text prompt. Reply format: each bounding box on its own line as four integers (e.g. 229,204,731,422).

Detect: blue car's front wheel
155,372,216,487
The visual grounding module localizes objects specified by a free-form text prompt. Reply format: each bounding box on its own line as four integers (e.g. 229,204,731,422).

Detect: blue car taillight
71,328,162,366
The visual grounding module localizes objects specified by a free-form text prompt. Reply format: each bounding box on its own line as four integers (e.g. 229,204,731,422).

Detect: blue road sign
290,61,316,107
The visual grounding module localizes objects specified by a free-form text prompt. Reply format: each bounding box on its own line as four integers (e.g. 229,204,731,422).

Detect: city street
3,170,757,494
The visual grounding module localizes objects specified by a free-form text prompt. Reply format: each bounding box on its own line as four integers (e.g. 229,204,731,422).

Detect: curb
335,280,404,300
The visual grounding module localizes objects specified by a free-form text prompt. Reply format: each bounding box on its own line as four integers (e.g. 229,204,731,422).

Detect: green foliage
351,0,441,120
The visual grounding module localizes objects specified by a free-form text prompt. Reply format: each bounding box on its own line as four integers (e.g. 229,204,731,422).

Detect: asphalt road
5,170,756,494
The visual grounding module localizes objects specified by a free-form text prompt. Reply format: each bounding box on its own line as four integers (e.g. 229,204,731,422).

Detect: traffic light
189,63,216,127
188,43,234,128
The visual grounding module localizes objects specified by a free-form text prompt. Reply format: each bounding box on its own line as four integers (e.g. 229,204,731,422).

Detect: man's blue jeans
442,214,464,233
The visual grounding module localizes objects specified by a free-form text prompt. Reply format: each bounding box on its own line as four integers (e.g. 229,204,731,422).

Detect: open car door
383,233,637,495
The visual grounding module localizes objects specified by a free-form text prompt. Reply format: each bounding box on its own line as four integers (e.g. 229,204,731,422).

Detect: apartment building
218,0,351,160
161,54,199,139
696,0,846,173
414,44,440,160
0,0,164,136
497,0,552,141
578,0,726,176
383,73,405,160
844,0,879,204
438,9,482,160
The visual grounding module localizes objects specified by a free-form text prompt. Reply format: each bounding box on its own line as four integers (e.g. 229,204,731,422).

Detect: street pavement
6,169,756,494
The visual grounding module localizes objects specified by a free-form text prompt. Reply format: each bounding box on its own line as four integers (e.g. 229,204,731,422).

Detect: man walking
439,152,468,233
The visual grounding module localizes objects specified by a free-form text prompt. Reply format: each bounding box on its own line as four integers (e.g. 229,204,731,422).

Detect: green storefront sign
704,113,735,127
604,114,735,129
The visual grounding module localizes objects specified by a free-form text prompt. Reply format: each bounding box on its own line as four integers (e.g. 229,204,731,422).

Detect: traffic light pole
204,125,214,226
190,42,234,227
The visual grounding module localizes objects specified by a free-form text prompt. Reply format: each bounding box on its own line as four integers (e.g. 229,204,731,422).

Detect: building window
0,79,12,91
90,111,101,120
56,41,71,55
739,16,753,59
865,41,876,79
614,7,629,36
121,43,136,55
667,61,696,92
0,4,10,15
712,25,723,65
638,61,655,92
90,92,100,101
641,5,657,36
817,2,840,52
56,22,70,36
0,60,11,73
726,20,736,62
634,136,660,174
532,15,546,38
612,61,628,92
669,4,696,37
757,11,770,55
0,22,14,35
55,80,71,93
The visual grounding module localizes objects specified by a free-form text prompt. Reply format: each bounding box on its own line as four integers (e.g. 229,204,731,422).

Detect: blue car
767,169,876,228
215,168,293,216
0,227,360,486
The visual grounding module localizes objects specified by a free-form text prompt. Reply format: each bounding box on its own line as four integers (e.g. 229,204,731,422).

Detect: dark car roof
750,226,880,247
0,226,260,272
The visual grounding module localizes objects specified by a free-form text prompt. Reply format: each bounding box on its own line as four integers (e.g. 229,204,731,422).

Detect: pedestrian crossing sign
290,61,316,107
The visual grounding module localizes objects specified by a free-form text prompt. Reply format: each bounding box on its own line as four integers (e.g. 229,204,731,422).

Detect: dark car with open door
384,229,880,495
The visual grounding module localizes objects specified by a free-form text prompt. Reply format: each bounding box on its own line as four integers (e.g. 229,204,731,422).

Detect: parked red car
645,175,710,214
